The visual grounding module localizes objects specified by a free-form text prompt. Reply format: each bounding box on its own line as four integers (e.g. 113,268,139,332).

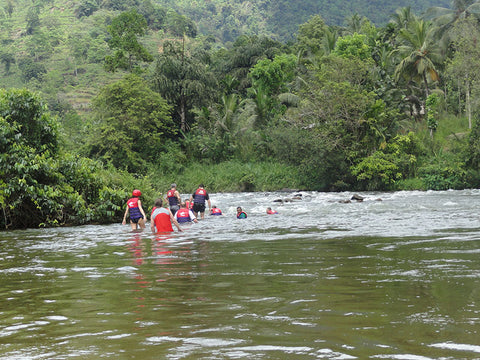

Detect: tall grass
146,160,302,195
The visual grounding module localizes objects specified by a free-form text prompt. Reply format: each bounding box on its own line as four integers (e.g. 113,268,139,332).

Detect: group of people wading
123,184,218,232
122,183,278,232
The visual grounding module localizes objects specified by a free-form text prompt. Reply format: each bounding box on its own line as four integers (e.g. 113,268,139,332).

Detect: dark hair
154,198,163,207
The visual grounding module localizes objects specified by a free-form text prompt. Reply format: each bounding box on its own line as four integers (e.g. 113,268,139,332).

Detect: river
0,190,479,359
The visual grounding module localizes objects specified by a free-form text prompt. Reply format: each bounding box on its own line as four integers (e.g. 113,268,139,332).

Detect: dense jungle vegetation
2,0,480,229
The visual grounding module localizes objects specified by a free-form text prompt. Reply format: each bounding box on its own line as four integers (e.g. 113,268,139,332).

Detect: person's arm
189,210,198,223
122,206,129,225
169,210,183,231
137,199,147,219
207,199,211,212
150,210,155,232
176,190,181,203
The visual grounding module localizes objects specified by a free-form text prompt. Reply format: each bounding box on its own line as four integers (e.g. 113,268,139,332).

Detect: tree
75,0,100,18
104,9,153,72
333,33,372,61
151,40,218,132
17,57,47,82
0,50,15,74
216,35,287,94
393,19,443,100
248,53,297,97
444,18,480,128
165,10,197,38
87,74,175,172
5,0,14,17
25,5,40,35
0,88,58,155
0,89,126,229
391,6,416,30
423,0,480,40
296,15,328,57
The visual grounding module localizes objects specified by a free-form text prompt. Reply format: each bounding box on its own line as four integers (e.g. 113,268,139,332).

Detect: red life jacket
211,208,222,215
176,208,192,223
127,197,142,219
167,189,179,206
193,188,207,203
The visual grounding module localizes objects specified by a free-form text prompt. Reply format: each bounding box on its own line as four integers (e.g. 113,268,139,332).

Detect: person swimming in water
266,207,278,214
210,205,222,215
236,207,247,219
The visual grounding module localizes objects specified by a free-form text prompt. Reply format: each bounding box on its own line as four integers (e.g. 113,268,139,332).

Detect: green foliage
418,152,467,190
0,88,58,154
350,132,420,190
426,93,440,133
248,53,297,96
151,40,218,132
75,0,100,19
17,57,47,82
0,88,130,229
466,118,480,168
296,15,329,57
154,160,302,193
104,9,153,72
333,33,372,61
87,74,175,172
351,151,402,190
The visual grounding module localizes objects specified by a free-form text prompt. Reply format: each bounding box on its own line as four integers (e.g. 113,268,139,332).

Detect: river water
0,190,479,359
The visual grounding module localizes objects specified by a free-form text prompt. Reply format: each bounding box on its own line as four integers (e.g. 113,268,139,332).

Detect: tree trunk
423,71,429,98
179,95,186,132
466,74,472,129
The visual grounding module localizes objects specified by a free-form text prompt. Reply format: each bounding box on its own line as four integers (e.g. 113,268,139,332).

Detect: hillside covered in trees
2,0,480,229
160,0,451,41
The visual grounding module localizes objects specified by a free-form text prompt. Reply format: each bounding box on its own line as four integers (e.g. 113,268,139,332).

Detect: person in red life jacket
150,198,182,233
189,184,211,220
266,207,278,214
122,189,147,230
165,183,181,215
185,200,193,210
174,202,198,223
210,205,222,215
236,207,247,219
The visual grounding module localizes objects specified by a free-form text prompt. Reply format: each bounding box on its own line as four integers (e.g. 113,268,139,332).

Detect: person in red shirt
150,198,182,233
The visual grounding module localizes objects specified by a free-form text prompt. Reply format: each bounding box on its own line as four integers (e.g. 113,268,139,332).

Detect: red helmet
132,189,141,197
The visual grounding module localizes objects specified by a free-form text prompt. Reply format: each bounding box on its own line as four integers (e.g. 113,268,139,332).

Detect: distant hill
0,0,451,115
156,0,452,41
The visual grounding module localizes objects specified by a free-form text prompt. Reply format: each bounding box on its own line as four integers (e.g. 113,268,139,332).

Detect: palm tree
393,19,444,100
423,0,480,41
390,6,416,30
